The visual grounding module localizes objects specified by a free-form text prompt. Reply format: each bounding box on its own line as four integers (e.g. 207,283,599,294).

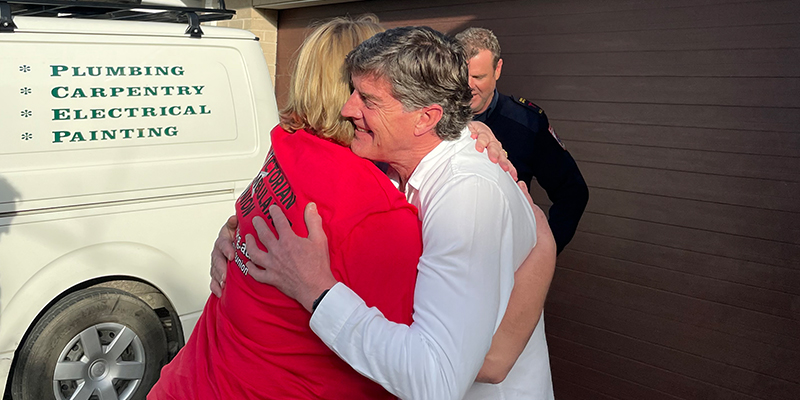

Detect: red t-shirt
149,126,421,400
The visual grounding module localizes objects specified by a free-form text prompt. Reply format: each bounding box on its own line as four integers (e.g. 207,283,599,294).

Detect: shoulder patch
548,125,566,150
516,97,543,114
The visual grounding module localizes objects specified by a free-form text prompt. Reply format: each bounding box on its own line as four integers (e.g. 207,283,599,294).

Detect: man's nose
341,92,361,119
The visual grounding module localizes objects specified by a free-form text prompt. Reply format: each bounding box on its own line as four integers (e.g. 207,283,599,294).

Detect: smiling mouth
355,126,372,135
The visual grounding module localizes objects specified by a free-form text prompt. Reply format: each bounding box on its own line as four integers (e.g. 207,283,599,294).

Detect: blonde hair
280,15,384,145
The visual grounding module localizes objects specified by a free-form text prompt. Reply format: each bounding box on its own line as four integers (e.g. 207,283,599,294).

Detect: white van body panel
0,15,278,394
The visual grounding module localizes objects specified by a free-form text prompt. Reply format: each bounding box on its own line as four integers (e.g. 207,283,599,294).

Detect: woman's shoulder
270,126,408,211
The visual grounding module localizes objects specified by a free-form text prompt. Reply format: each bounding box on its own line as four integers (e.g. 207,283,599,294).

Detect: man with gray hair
242,26,555,399
455,27,589,255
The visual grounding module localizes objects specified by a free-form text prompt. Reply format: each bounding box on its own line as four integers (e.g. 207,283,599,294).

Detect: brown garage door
274,1,800,399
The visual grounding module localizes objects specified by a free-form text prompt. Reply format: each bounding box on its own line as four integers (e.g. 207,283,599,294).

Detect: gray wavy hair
344,26,473,140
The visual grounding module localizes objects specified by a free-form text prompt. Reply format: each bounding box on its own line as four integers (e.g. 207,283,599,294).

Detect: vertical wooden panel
273,0,800,398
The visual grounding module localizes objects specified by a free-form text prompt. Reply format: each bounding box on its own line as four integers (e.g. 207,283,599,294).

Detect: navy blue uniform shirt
475,90,589,253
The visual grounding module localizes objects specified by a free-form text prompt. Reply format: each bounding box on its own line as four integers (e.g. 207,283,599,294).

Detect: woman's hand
469,121,518,181
210,215,238,297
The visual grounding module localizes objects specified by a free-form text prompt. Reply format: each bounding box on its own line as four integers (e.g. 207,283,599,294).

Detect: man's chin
349,140,370,159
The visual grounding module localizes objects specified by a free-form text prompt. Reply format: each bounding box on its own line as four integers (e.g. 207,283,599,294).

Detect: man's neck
480,90,496,115
474,89,499,122
390,135,443,191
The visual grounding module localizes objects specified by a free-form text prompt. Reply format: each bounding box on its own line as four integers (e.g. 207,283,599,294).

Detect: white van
0,1,278,398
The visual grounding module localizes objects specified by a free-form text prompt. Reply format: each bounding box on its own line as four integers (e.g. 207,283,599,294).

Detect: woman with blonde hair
149,15,422,399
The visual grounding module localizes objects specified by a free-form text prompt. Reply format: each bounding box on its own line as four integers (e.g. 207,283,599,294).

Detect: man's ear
414,104,444,137
495,58,503,80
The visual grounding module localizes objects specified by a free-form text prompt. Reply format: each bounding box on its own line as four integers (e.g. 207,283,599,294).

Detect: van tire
10,287,169,400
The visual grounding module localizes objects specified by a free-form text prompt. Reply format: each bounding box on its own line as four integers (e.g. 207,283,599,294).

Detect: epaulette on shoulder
515,97,544,114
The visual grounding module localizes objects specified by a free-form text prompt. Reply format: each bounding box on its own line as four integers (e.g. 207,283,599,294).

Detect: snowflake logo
21,87,31,95
21,110,32,118
21,132,33,141
19,65,30,73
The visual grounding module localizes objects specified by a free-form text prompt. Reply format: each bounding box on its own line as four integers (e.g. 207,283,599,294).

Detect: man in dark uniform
456,27,589,254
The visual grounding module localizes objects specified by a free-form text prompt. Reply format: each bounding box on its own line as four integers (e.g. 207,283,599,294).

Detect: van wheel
11,287,168,400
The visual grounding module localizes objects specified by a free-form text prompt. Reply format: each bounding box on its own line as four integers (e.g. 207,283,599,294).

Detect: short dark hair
344,26,473,140
455,27,501,68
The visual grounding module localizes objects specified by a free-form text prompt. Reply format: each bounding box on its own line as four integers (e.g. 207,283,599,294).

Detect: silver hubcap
53,323,145,400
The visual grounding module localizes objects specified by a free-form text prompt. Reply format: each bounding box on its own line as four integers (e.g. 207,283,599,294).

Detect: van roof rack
1,0,234,24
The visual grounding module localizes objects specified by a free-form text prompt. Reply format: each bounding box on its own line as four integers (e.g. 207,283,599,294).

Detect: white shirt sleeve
310,175,527,400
